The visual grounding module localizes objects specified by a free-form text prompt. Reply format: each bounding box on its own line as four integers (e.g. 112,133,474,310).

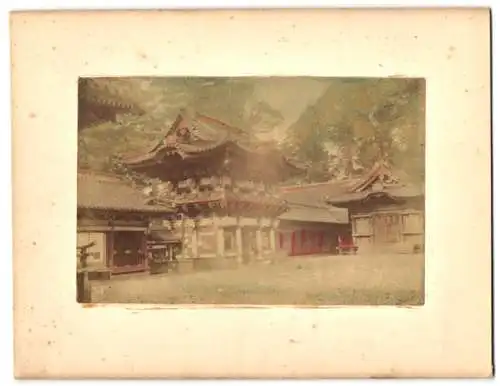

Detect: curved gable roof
121,109,307,178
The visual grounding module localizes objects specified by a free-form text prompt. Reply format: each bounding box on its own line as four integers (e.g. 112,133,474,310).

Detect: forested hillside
78,77,425,185
281,78,425,183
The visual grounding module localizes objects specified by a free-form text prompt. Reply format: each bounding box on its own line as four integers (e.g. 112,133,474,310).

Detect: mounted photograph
13,7,492,379
77,76,425,306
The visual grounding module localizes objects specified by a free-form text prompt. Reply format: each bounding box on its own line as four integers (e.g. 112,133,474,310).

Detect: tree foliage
78,77,285,171
281,78,425,184
78,77,425,186
280,105,331,182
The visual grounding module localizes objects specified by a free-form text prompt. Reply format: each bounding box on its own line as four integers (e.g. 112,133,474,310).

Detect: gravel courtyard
90,253,425,306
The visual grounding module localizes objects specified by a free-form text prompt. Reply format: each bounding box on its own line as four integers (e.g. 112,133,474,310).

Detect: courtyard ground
90,253,425,306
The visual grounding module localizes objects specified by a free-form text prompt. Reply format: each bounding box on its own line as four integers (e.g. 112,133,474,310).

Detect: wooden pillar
217,228,225,259
369,214,375,251
192,219,199,259
270,219,278,254
235,217,243,264
398,212,404,245
106,231,114,269
181,217,188,259
255,218,263,261
108,219,115,270
77,269,91,303
213,214,225,259
142,225,149,270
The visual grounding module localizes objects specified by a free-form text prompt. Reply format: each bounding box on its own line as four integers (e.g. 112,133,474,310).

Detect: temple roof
325,185,423,206
280,161,423,209
325,162,424,206
78,78,144,113
78,78,145,130
279,203,349,224
121,109,306,177
280,182,350,224
77,170,175,214
281,180,353,207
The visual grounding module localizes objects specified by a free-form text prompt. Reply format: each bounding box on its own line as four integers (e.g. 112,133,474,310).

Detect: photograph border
11,8,491,378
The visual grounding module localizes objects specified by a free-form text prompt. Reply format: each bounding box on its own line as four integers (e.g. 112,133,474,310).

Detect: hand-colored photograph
77,76,425,305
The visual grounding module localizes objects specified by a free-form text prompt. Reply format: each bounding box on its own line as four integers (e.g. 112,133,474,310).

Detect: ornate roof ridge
195,112,248,135
77,168,124,181
280,179,349,192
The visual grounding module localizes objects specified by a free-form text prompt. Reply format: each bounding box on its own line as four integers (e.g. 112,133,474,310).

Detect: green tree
78,77,285,171
284,77,425,183
281,106,331,182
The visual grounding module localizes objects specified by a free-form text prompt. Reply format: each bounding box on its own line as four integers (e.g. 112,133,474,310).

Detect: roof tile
77,171,175,213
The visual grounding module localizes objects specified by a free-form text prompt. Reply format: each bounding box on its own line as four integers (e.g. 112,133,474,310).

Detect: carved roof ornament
381,171,399,186
177,126,192,142
164,135,177,147
350,160,400,193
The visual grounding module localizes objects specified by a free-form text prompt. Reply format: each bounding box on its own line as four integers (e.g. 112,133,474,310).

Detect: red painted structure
278,183,351,257
277,227,339,257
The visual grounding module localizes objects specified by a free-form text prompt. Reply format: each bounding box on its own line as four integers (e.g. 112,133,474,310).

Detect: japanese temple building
278,186,350,256
78,78,144,131
275,161,424,256
325,162,425,254
121,109,306,268
77,170,176,276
